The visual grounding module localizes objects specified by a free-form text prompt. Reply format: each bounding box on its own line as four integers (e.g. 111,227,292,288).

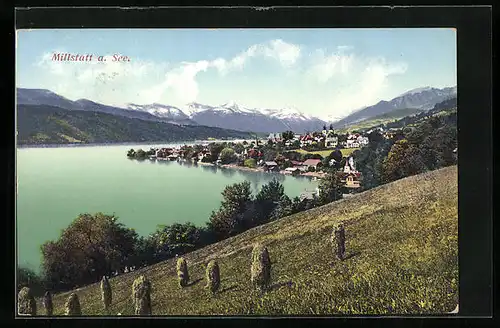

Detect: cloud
317,56,408,120
307,49,355,83
34,51,167,106
138,39,302,104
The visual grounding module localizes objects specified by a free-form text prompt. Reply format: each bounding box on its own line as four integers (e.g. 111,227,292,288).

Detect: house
325,132,338,148
284,167,301,176
268,133,282,142
341,172,361,189
263,161,279,172
300,134,314,147
343,156,357,173
290,160,303,167
357,136,369,146
303,159,323,171
346,139,360,148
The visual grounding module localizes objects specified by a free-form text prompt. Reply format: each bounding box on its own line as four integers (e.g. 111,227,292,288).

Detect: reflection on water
200,164,218,174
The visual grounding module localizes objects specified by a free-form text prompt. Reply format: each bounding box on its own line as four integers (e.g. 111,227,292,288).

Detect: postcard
16,26,458,317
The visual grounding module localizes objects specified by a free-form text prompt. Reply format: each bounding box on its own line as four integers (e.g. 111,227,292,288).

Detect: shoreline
17,138,255,149
219,163,322,180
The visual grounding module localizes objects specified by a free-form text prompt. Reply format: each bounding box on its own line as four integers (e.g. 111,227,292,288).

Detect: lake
16,142,319,272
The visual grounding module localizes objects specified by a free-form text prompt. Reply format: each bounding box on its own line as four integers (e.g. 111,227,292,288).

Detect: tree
232,143,245,154
209,143,225,162
208,181,253,240
153,222,201,260
255,178,285,222
127,149,136,158
135,149,147,159
281,131,294,141
41,213,138,291
318,172,343,205
270,195,293,221
381,139,427,183
219,147,237,164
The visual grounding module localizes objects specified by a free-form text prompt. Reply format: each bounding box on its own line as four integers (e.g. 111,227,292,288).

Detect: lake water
16,142,318,272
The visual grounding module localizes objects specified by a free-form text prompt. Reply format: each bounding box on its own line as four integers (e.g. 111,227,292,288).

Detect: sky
16,28,456,121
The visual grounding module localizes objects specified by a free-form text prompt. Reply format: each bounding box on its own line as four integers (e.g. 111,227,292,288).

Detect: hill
39,166,458,315
331,86,457,129
335,108,424,134
17,105,253,145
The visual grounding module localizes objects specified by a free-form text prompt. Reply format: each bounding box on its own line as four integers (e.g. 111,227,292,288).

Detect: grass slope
40,166,458,315
17,105,253,145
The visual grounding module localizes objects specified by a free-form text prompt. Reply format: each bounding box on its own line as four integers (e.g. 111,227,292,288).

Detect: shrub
100,276,112,312
251,244,272,293
132,275,152,315
205,260,220,295
244,158,257,168
330,223,346,261
176,257,190,287
65,293,81,316
43,291,53,316
18,287,36,316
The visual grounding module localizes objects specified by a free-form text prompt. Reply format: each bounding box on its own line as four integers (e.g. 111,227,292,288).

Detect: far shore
16,138,255,149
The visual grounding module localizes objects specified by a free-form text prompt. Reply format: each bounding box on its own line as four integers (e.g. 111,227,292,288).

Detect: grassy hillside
39,166,458,315
17,105,253,145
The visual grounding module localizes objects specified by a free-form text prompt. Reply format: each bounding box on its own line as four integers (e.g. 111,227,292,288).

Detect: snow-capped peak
260,106,313,121
126,103,188,119
183,102,215,117
400,86,434,97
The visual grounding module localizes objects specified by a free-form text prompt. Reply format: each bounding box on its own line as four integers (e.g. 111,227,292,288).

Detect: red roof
291,160,303,166
303,159,322,166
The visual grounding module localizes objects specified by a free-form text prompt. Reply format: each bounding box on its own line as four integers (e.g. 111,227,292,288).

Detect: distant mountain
17,88,76,110
183,101,326,133
126,103,196,125
17,88,326,133
17,104,253,145
331,86,457,129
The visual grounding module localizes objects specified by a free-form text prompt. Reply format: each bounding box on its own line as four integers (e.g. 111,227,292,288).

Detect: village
128,125,401,195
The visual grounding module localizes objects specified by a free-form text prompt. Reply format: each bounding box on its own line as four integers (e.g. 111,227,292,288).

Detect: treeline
19,174,343,294
354,111,457,190
17,104,253,145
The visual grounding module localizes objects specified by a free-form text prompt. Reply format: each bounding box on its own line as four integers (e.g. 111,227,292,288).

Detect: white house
325,131,338,148
343,156,357,174
346,139,360,148
357,136,369,146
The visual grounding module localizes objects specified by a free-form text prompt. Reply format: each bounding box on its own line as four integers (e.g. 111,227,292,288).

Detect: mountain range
331,86,457,129
17,85,457,134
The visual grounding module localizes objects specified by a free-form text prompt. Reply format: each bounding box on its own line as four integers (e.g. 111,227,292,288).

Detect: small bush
43,291,53,316
251,244,272,293
132,275,152,315
176,257,190,287
205,260,220,295
244,158,257,168
100,276,112,312
18,287,36,316
65,293,81,316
